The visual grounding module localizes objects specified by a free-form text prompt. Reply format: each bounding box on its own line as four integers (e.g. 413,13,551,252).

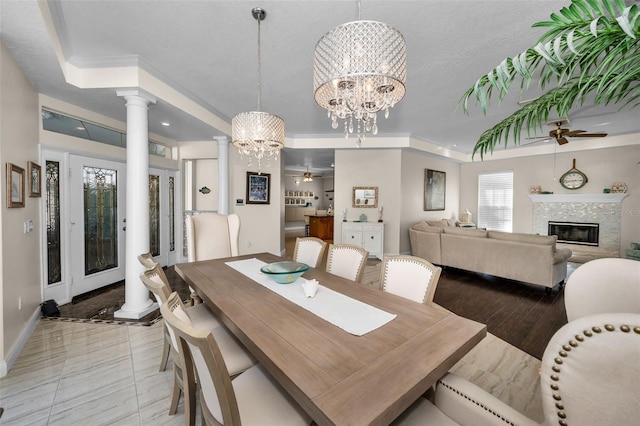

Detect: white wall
193,159,218,211
229,151,284,256
460,142,640,255
0,41,41,372
399,151,461,254
335,149,403,254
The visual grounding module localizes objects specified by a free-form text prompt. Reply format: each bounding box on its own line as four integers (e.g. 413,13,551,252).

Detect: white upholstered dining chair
293,237,327,268
325,243,369,282
140,266,256,423
160,291,312,426
380,255,442,305
393,312,640,426
564,257,640,322
185,212,240,262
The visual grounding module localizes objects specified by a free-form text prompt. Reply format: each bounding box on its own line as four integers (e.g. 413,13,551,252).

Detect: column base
114,300,158,320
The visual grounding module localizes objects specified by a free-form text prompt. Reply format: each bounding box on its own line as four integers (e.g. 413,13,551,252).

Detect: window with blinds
478,171,513,232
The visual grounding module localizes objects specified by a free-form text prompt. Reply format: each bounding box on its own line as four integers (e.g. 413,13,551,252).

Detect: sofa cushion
413,221,444,234
443,227,488,238
426,219,457,228
488,231,557,247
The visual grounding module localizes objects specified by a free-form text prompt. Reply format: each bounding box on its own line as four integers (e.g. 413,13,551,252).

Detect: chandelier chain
257,12,261,111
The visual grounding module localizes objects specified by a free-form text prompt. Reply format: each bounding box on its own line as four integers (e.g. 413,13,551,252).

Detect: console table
341,222,384,259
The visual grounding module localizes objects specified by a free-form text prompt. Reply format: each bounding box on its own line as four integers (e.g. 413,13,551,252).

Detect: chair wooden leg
190,292,202,306
169,367,182,415
159,326,171,372
181,352,197,426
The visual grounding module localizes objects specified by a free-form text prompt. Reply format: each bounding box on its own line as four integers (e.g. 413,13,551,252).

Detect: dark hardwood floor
433,266,568,360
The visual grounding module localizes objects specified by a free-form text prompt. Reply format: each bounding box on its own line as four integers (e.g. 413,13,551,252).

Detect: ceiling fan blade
525,135,550,140
571,132,607,138
557,137,569,145
564,130,587,136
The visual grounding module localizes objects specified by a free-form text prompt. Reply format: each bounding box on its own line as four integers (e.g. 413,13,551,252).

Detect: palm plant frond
460,0,640,158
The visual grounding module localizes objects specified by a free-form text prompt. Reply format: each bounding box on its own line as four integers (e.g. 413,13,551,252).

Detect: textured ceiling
1,0,638,174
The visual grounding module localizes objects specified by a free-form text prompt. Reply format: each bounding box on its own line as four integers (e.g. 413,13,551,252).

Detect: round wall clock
560,158,588,190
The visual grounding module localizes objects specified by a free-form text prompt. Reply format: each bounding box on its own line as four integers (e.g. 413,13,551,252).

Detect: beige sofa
409,221,572,291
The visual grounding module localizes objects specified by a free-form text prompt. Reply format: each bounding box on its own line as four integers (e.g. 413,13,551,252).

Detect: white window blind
478,171,513,232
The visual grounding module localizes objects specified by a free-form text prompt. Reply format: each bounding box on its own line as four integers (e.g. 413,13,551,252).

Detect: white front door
42,151,180,303
69,155,127,297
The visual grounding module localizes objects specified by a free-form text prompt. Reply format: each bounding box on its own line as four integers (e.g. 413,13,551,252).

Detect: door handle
123,226,126,231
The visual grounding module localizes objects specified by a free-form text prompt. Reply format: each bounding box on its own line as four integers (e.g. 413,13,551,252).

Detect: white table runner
225,258,396,336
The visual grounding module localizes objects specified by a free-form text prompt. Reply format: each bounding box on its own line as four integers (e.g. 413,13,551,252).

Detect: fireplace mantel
528,193,628,203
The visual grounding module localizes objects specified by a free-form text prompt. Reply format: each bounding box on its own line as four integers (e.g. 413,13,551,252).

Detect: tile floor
0,317,543,425
0,320,184,426
1,239,551,424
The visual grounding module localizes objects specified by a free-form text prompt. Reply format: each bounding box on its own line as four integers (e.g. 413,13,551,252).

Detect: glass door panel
70,155,126,297
149,174,160,256
46,160,62,285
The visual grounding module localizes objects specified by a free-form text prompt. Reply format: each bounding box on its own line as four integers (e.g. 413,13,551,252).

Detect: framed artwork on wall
246,172,271,204
6,162,25,208
28,161,41,197
424,169,446,211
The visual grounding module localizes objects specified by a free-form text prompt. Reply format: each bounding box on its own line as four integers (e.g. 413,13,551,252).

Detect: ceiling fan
291,167,321,182
526,119,607,145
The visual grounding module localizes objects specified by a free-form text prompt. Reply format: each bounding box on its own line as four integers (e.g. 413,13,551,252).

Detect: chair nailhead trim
436,380,518,426
545,321,638,426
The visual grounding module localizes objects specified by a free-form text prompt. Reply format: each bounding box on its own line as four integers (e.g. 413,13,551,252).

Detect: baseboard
0,307,41,377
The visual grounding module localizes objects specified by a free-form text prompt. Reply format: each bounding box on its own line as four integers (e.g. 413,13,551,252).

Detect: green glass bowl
260,261,310,284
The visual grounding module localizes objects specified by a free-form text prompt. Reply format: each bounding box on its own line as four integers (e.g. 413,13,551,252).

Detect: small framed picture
28,161,41,197
424,169,446,211
246,172,270,204
6,162,25,208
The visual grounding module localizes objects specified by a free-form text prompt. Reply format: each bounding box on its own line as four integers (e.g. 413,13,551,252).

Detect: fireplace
548,221,599,246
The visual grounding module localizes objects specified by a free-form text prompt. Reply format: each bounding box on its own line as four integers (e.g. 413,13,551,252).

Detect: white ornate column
114,89,158,319
215,136,230,214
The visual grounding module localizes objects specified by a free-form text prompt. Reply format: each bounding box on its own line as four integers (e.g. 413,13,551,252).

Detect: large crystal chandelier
313,1,406,145
232,7,284,173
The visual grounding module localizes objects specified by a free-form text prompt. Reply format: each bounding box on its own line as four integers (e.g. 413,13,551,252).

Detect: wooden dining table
176,253,486,426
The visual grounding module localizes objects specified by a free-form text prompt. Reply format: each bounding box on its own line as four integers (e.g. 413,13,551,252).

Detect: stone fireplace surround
529,193,628,260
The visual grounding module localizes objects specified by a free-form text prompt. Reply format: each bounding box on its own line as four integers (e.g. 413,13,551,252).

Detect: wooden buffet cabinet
308,215,334,240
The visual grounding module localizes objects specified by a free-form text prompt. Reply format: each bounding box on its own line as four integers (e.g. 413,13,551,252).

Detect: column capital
116,88,157,104
214,136,230,144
